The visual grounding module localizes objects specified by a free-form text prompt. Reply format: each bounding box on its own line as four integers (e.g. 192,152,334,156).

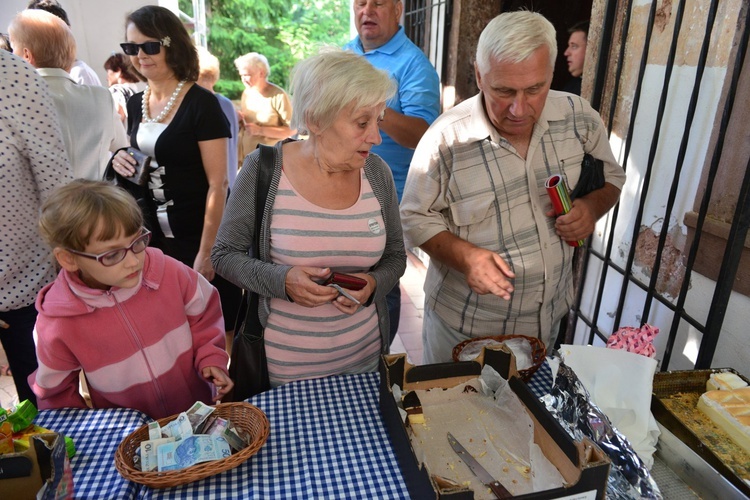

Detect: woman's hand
194,250,215,281
111,149,137,178
285,267,339,307
202,366,234,402
330,273,376,315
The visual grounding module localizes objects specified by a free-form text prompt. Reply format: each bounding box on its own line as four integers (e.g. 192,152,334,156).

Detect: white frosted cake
697,387,750,455
706,372,748,391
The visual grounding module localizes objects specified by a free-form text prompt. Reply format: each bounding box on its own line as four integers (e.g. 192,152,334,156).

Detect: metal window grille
403,0,452,82
177,0,207,48
571,0,750,371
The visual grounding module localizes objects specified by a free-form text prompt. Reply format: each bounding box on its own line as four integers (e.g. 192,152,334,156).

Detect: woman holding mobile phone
212,48,406,388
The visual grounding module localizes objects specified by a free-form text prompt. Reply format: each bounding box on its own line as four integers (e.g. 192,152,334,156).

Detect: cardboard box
0,433,73,500
379,347,610,499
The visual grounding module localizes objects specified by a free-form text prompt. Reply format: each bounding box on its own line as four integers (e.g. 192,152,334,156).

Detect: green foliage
214,79,245,101
203,0,350,92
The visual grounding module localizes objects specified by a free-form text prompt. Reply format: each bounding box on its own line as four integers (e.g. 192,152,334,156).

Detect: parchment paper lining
401,366,565,498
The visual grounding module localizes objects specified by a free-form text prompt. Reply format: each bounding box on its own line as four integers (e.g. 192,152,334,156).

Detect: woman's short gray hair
290,47,396,135
476,11,557,74
234,52,270,76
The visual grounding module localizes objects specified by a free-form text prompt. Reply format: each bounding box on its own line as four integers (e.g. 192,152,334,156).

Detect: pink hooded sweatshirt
29,248,229,419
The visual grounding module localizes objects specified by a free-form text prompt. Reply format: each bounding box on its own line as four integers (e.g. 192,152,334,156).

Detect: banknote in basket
186,401,215,433
140,437,175,472
157,435,232,472
148,421,161,440
162,412,193,440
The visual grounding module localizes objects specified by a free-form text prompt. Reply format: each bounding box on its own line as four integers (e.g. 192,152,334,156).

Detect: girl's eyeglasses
120,41,163,56
66,230,151,267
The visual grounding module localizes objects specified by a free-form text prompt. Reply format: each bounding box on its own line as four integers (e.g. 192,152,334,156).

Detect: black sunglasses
120,41,163,56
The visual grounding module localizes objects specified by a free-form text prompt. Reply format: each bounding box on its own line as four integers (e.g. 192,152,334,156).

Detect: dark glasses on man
120,41,163,56
66,230,151,267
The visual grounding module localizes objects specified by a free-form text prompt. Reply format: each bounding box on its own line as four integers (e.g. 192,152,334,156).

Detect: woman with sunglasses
110,5,241,343
29,180,233,419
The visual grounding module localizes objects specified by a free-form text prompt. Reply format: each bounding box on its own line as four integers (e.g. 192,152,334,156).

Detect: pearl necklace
142,80,186,123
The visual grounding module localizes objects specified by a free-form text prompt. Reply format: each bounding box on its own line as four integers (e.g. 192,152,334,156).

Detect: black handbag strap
254,145,274,257
236,145,275,338
566,96,584,147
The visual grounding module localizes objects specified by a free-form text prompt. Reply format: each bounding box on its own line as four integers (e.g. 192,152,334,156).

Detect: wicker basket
452,334,547,381
114,402,270,489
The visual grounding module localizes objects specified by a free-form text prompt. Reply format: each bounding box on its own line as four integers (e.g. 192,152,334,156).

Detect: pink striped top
265,169,386,387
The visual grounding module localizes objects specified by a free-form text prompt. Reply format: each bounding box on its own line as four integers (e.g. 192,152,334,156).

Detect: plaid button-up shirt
400,91,626,346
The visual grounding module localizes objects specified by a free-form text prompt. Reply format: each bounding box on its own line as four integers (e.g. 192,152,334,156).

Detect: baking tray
651,368,750,497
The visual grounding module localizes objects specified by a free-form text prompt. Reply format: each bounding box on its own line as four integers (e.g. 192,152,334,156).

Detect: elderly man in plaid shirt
400,11,626,363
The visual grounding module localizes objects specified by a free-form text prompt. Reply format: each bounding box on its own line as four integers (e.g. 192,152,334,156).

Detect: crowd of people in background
1,0,619,418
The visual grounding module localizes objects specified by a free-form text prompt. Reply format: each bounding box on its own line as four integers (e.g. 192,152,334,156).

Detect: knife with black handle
447,432,513,499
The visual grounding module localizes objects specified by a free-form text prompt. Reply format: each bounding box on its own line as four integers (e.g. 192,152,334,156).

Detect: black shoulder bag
567,97,605,200
224,145,274,401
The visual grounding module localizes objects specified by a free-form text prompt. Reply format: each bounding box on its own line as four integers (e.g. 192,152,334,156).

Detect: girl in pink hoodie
29,180,233,419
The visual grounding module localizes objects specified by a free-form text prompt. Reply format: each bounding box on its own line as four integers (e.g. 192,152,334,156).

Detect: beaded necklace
142,80,186,123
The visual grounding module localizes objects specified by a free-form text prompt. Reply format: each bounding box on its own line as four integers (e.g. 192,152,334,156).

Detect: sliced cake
706,372,748,391
697,387,750,455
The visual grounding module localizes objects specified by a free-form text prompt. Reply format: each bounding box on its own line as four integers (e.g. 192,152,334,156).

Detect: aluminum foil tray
651,368,750,497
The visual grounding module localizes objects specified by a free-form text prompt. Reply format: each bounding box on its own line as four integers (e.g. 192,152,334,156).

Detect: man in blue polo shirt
345,0,441,343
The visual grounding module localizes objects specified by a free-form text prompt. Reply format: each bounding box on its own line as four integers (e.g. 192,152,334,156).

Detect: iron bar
656,0,720,368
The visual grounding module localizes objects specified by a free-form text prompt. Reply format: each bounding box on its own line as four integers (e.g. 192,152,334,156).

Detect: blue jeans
386,282,401,345
0,303,39,406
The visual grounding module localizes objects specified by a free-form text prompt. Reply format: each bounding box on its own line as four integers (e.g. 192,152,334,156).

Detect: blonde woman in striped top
211,48,407,388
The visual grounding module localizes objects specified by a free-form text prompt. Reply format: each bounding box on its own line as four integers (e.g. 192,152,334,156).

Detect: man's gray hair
290,47,396,135
476,11,557,74
234,52,270,76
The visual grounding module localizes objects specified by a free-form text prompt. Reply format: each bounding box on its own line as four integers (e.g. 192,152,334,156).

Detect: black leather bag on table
224,145,274,401
566,96,605,201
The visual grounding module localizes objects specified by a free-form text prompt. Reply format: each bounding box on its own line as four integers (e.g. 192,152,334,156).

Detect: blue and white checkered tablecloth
139,372,410,499
526,358,554,398
31,364,554,500
34,407,149,499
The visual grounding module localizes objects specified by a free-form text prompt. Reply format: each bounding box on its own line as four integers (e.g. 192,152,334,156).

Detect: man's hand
462,246,515,299
550,198,597,242
547,183,621,242
245,122,263,135
420,232,515,300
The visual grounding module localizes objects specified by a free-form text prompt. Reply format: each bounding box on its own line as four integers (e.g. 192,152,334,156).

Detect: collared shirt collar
466,90,560,146
36,67,77,82
351,25,408,55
